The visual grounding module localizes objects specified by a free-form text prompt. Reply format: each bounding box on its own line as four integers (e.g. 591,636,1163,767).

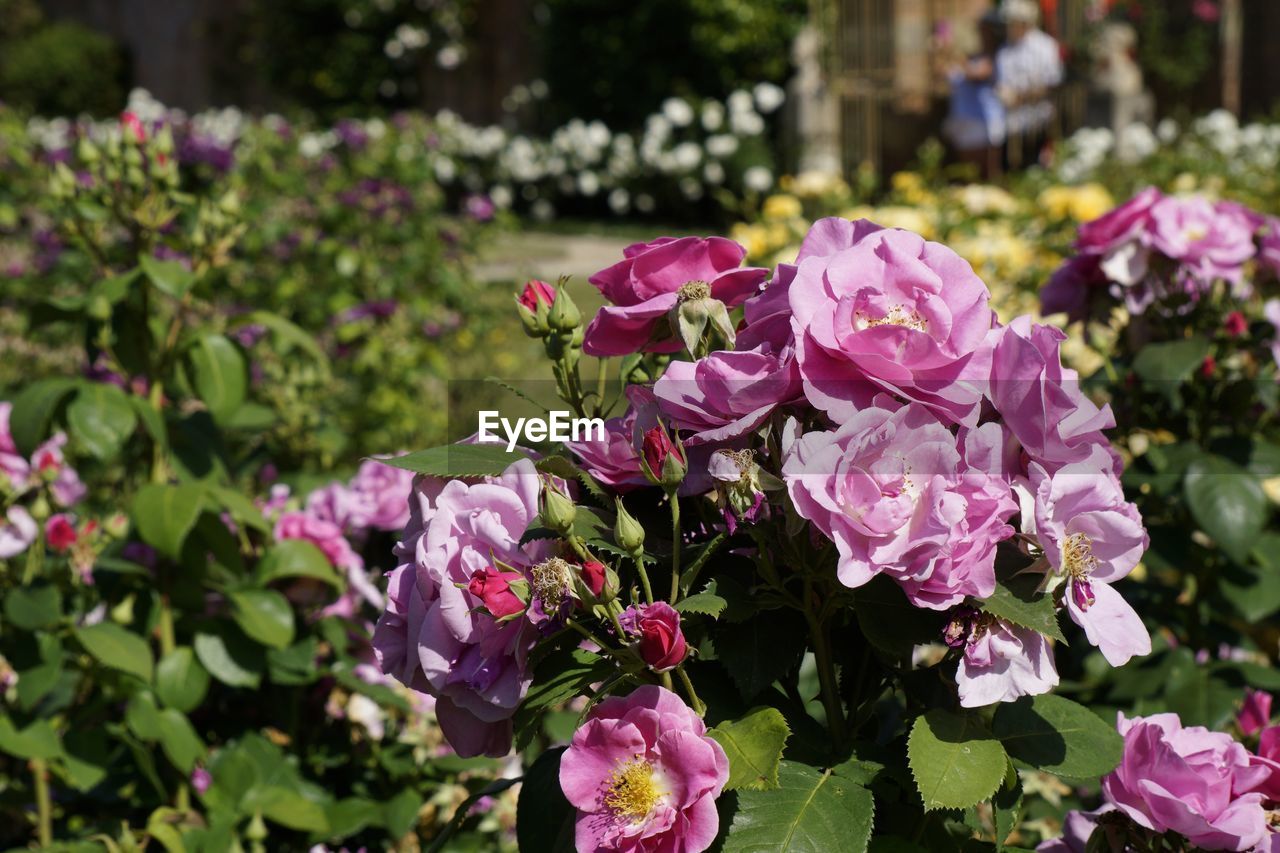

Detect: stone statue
787,25,843,176
1087,22,1154,132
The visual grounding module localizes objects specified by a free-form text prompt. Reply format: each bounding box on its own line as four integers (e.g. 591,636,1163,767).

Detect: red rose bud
518,279,555,312
467,566,527,620
517,279,555,337
641,424,686,489
578,559,608,597
1224,311,1249,337
120,111,147,143
1200,355,1216,378
635,602,687,672
45,514,78,553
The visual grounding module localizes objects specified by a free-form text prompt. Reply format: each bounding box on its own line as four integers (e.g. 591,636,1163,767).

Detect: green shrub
0,21,125,116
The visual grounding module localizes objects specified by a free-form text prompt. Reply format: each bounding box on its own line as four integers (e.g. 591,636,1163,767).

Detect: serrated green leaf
993,766,1023,850
709,706,791,791
717,609,808,701
979,565,1064,644
723,761,874,853
513,646,615,751
75,621,154,681
674,590,728,618
908,710,1008,811
381,444,529,477
991,694,1123,779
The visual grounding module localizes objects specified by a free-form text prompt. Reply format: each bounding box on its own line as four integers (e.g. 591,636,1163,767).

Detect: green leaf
1184,454,1268,563
255,540,342,590
75,621,154,681
67,383,138,459
8,377,78,455
208,486,271,534
993,766,1023,850
853,575,948,660
194,623,264,688
723,761,875,853
156,708,205,773
382,444,529,477
155,647,211,712
675,590,728,619
130,395,168,452
717,609,808,701
1133,337,1211,402
229,589,295,649
326,797,383,840
1218,535,1280,621
267,638,319,686
62,728,111,791
126,691,163,740
908,710,1008,811
0,715,62,760
236,310,330,374
383,787,423,838
187,335,247,423
979,562,1064,644
258,787,330,832
513,646,615,750
515,747,576,853
131,483,205,561
4,583,62,630
139,254,197,298
992,694,1123,779
709,706,791,791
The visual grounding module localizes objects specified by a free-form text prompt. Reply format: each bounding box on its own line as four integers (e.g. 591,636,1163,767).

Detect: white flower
701,101,725,131
437,45,464,69
753,82,786,114
705,134,739,159
743,166,773,192
662,97,695,128
672,141,701,171
608,188,631,214
731,109,765,136
635,193,656,213
384,39,405,59
1156,117,1179,143
703,161,725,184
727,90,755,115
346,694,385,741
577,171,600,196
490,185,514,208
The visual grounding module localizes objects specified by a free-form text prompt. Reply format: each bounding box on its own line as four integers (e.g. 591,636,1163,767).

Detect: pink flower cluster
1041,698,1280,852
1043,188,1279,320
0,402,87,560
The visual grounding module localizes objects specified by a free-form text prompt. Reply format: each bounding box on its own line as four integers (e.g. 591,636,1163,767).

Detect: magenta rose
565,388,651,494
582,236,767,357
782,402,1016,610
1102,713,1270,851
372,459,550,757
988,316,1120,476
619,602,688,672
559,685,729,853
467,566,527,620
1147,195,1258,285
1238,689,1273,736
518,279,555,312
1075,186,1161,255
788,219,997,426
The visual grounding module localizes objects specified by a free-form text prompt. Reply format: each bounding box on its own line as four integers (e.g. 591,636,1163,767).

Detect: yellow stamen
1062,532,1098,580
857,305,928,332
604,757,664,822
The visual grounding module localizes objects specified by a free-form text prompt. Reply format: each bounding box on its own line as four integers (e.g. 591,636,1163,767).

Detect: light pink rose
274,509,382,611
373,459,551,757
787,219,996,426
566,385,652,494
1032,447,1150,666
559,685,728,853
583,236,768,357
0,506,37,559
782,402,1016,610
346,458,414,532
1147,195,1258,285
950,611,1059,708
1103,713,1270,851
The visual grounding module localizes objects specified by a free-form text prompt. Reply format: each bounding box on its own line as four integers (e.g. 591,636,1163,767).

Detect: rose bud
614,498,646,554
517,279,555,337
1200,354,1216,378
541,479,577,535
547,283,582,333
629,602,688,672
1224,311,1249,338
1239,688,1273,735
45,514,78,553
467,566,528,620
578,559,607,597
640,424,686,490
120,111,147,144
573,558,617,606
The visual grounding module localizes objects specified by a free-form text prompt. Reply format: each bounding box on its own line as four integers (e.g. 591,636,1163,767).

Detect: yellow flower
1038,184,1114,222
730,222,771,262
954,184,1020,216
761,193,803,221
843,205,936,240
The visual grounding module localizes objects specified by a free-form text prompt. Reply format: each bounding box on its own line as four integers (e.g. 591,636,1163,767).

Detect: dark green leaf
854,575,947,660
992,694,1123,779
4,583,62,630
67,383,137,459
0,715,62,760
9,378,78,455
513,647,615,750
717,610,808,701
187,335,247,423
131,483,205,561
1184,454,1268,563
979,564,1064,644
382,444,529,477
515,747,575,853
155,647,210,712
194,622,264,688
229,589,295,649
156,708,205,772
675,590,728,619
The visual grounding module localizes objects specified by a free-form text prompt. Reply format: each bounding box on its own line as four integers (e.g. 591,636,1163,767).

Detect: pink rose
31,433,86,507
1103,713,1270,851
948,610,1059,708
372,460,550,757
788,219,996,426
578,559,607,598
1075,186,1161,255
565,388,651,494
1224,310,1249,337
988,317,1120,477
641,424,685,484
518,279,555,312
0,506,37,559
1147,195,1257,285
346,458,414,532
1238,689,1273,736
620,602,687,672
782,402,1016,610
1032,446,1150,666
559,685,729,853
583,236,768,357
45,514,78,553
1249,725,1280,801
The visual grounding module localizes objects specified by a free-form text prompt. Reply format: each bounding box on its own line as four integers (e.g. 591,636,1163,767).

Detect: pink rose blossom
949,610,1059,708
787,219,996,426
1248,725,1280,801
0,507,37,559
372,460,550,757
988,316,1120,476
1075,186,1161,255
45,514,78,552
1033,448,1150,666
1225,310,1250,337
619,602,687,672
583,236,767,357
653,345,800,447
467,566,527,620
559,685,728,853
782,403,1016,610
518,279,555,312
1102,713,1270,851
274,510,382,611
1147,195,1257,286
346,458,414,532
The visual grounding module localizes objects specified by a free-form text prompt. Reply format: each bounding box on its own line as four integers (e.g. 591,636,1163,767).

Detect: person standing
996,0,1063,168
944,11,1007,181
